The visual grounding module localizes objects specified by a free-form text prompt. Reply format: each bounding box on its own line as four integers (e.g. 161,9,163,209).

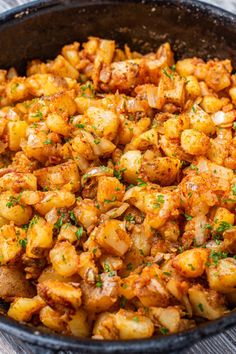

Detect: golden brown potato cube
8,296,45,322
26,216,53,258
74,199,99,231
47,55,79,80
141,157,180,186
6,77,29,103
81,273,119,313
207,258,236,293
68,309,91,337
0,172,37,193
119,150,142,184
185,75,201,97
40,306,67,333
34,191,75,215
34,161,80,193
46,91,77,117
223,227,236,253
0,225,24,264
188,105,215,135
133,265,170,307
213,207,234,232
49,241,78,277
0,266,35,300
200,95,223,113
188,284,226,320
38,266,80,284
26,74,74,97
149,306,182,334
77,251,98,282
181,129,210,155
96,219,131,256
7,121,28,151
97,176,125,206
46,113,71,136
114,309,154,339
58,223,79,244
86,107,119,141
119,274,138,300
61,42,80,69
176,58,195,77
0,191,32,226
37,279,82,312
93,312,118,339
205,60,231,92
172,248,208,278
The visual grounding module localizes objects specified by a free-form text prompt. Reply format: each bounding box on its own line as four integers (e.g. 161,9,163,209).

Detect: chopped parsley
120,296,127,308
232,183,236,196
6,193,23,209
93,138,101,145
160,327,169,335
162,68,173,80
198,303,204,312
29,215,39,228
233,122,236,130
75,226,83,240
114,168,127,180
104,263,111,273
137,178,147,187
124,214,135,223
216,221,232,234
153,194,164,208
43,139,52,145
127,263,133,271
75,123,85,129
209,250,228,266
19,239,27,249
104,196,117,204
133,316,139,322
183,213,193,221
54,217,63,231
95,276,103,288
69,210,77,225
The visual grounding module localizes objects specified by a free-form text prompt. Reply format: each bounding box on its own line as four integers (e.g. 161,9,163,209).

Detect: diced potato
188,105,215,135
114,309,154,339
0,172,37,192
93,312,118,339
86,107,119,141
133,265,169,307
176,58,195,77
200,95,223,113
130,128,158,150
149,306,182,333
96,219,132,257
37,279,82,312
7,121,28,151
77,251,98,282
205,61,231,92
163,114,189,139
47,55,79,80
38,266,80,284
6,77,29,103
223,227,236,253
213,207,234,232
185,75,201,97
58,223,78,243
40,306,67,332
68,309,91,337
34,161,80,192
81,273,119,313
0,224,24,264
141,157,180,186
62,42,80,69
172,248,208,278
119,150,142,184
26,216,53,258
97,176,125,205
181,129,210,155
74,199,99,230
8,296,45,322
49,241,78,277
119,274,139,300
34,191,75,215
188,284,226,320
0,191,32,226
46,113,70,136
207,258,236,293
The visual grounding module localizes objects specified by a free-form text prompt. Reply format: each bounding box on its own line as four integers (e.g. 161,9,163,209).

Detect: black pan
0,0,236,352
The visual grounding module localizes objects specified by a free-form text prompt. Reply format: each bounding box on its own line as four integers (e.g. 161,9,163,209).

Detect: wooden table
0,0,235,353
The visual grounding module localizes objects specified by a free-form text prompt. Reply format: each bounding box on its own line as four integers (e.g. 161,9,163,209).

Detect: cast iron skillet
0,0,236,352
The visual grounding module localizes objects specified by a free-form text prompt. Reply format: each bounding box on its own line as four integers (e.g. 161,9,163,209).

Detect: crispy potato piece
86,107,119,141
172,248,208,278
0,191,32,226
40,306,67,333
119,150,142,184
0,172,37,192
26,216,53,258
95,219,132,257
188,284,226,320
34,161,80,193
37,279,82,313
149,306,182,333
49,241,78,277
207,258,236,293
34,191,75,215
141,157,180,186
8,296,45,322
97,176,125,206
93,312,118,339
0,266,35,300
114,309,154,339
68,309,91,337
7,121,28,151
0,224,25,265
74,199,99,230
181,129,210,155
81,273,119,313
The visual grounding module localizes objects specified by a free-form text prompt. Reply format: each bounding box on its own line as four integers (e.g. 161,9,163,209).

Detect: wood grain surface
0,0,235,353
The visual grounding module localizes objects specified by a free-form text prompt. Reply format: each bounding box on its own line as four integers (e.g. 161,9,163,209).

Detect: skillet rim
0,0,236,351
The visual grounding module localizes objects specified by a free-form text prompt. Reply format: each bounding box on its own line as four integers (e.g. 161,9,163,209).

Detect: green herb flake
43,139,52,145
183,213,193,221
120,296,127,308
75,123,85,129
19,239,27,249
160,327,169,335
137,178,147,187
232,183,236,196
153,194,165,209
127,263,133,271
233,122,236,130
209,250,228,266
162,68,173,80
124,214,135,223
75,226,83,240
133,316,139,322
